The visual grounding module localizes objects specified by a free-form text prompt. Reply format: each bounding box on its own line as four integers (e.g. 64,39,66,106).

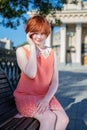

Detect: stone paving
56,66,87,130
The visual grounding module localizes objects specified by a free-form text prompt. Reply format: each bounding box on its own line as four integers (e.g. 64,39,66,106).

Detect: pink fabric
13,47,61,117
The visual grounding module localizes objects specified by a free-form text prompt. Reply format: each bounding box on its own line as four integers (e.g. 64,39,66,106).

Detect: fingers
36,105,49,114
36,102,50,114
28,32,34,36
28,32,34,39
27,32,35,38
26,32,34,45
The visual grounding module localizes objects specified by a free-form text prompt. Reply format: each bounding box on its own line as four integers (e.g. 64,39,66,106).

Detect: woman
13,15,69,130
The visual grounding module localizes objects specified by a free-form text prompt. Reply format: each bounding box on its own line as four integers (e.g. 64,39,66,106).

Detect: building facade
28,0,87,66
0,38,13,50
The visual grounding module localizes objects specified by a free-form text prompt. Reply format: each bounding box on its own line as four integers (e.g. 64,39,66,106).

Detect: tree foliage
33,0,65,16
0,0,31,28
0,0,77,29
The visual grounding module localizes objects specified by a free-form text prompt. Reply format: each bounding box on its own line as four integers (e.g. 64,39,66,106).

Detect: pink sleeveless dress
13,47,62,117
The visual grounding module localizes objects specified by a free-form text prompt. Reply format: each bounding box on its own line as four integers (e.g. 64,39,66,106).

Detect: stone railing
0,48,20,91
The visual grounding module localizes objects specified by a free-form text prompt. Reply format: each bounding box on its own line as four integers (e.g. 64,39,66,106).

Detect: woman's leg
33,110,56,130
53,109,69,130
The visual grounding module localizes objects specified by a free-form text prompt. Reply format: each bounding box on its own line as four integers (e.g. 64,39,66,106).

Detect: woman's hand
26,32,35,46
36,99,50,114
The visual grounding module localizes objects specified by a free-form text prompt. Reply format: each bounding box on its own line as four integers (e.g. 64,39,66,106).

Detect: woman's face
31,32,47,45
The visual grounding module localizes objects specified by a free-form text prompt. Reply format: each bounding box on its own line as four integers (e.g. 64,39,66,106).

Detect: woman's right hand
36,99,50,114
26,32,35,46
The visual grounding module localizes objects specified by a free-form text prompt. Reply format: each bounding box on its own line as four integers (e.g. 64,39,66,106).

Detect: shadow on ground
55,70,87,130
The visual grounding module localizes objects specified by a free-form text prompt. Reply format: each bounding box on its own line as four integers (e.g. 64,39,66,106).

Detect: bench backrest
0,69,17,125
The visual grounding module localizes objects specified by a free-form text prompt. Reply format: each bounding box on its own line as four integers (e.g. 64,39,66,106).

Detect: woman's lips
36,40,42,43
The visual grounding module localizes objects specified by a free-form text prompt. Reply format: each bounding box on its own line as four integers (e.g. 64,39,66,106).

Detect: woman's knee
54,110,69,126
64,113,69,126
33,110,56,123
61,110,69,125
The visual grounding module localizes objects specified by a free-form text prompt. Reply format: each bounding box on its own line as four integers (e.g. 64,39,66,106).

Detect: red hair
25,15,51,37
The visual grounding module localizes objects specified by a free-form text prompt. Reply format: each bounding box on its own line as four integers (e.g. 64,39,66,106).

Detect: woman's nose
37,34,42,38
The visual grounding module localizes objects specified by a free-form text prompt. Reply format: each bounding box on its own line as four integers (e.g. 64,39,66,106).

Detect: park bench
0,69,40,130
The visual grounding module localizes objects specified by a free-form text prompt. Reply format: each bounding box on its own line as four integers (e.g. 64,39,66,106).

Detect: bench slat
0,95,13,104
0,92,12,99
0,87,11,94
26,120,40,130
0,79,8,84
0,117,40,130
8,118,29,130
0,74,6,78
14,118,36,130
0,108,17,124
0,103,16,115
0,118,26,130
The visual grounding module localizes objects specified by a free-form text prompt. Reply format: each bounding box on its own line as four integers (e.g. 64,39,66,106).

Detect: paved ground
56,66,87,130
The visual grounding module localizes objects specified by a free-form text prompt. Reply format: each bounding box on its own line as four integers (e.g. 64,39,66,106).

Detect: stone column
45,34,51,47
76,23,82,65
60,24,66,65
45,26,53,47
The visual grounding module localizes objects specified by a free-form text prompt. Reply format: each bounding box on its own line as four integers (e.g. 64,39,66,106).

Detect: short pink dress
13,47,62,117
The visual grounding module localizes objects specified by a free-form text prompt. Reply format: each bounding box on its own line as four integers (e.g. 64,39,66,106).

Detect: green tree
0,0,77,29
0,0,31,28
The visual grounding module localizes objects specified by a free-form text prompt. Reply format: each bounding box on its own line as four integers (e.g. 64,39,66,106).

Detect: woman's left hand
36,99,50,114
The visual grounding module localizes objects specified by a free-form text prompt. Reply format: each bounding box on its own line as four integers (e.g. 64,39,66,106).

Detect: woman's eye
41,33,45,35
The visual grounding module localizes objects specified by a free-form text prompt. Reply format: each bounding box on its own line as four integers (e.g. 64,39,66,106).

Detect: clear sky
0,17,28,47
0,0,87,47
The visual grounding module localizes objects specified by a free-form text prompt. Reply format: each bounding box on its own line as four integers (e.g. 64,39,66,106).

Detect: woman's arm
43,51,59,102
36,52,59,114
16,40,37,79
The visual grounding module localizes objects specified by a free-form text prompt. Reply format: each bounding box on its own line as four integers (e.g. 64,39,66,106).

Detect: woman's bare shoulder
16,44,30,54
23,44,30,51
16,46,22,54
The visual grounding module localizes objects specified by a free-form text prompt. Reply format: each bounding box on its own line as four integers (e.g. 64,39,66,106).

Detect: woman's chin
35,42,42,46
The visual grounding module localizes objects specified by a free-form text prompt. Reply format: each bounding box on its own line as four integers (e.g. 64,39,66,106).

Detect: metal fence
0,48,20,91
